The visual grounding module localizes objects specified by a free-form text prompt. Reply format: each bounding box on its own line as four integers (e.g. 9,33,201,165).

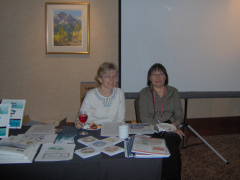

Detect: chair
134,98,142,123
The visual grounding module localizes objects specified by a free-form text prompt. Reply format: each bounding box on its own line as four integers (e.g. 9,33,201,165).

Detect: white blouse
78,87,125,124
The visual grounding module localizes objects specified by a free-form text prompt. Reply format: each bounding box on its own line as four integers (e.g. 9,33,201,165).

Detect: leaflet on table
128,123,154,135
100,122,125,137
25,124,56,135
77,136,100,146
102,136,124,145
78,136,123,146
88,139,113,150
1,99,26,129
0,104,11,138
75,146,101,159
35,143,75,162
17,134,57,144
54,126,78,144
77,136,124,157
131,135,170,157
102,145,124,156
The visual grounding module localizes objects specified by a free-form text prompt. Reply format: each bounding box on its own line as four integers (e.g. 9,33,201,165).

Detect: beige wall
0,0,240,124
0,0,119,123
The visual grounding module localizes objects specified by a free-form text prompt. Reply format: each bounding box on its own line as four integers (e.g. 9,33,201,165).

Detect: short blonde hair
97,62,118,78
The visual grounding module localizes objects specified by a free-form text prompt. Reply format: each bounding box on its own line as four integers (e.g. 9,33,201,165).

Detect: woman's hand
75,121,83,129
172,123,185,139
174,129,185,139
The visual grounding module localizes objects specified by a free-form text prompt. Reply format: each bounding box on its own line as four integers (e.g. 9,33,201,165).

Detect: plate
87,124,101,130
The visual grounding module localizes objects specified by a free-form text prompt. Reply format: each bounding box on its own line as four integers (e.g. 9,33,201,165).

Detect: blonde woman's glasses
102,75,118,79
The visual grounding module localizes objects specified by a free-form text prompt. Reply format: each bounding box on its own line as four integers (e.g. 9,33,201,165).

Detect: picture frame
45,2,90,54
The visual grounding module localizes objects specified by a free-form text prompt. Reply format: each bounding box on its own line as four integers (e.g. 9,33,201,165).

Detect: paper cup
119,125,129,139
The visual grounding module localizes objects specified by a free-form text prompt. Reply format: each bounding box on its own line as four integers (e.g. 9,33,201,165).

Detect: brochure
25,124,56,135
54,126,78,144
125,135,170,158
0,104,11,138
0,135,41,163
102,136,124,145
17,134,57,144
0,135,40,156
156,123,176,132
128,123,154,135
35,143,75,162
100,122,125,137
102,145,124,156
75,147,101,159
77,136,99,146
88,140,113,151
1,99,26,129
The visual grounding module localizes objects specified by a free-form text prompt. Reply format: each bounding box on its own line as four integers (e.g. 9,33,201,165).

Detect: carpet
181,134,240,180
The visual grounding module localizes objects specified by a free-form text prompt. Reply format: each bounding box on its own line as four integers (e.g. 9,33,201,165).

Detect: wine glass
79,111,88,135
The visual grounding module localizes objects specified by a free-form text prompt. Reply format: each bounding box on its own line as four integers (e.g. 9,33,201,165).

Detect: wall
0,0,119,123
0,0,239,124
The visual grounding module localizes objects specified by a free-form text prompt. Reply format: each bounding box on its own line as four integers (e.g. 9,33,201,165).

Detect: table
0,126,162,180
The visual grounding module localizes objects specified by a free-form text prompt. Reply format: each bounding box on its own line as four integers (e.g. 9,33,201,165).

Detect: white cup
119,125,129,139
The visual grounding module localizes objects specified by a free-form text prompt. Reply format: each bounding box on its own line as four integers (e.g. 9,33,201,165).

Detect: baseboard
181,116,240,136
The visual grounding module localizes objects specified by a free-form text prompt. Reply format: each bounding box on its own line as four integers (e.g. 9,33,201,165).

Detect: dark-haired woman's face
149,70,166,88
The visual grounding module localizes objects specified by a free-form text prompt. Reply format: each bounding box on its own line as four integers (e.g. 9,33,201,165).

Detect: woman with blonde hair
75,62,125,129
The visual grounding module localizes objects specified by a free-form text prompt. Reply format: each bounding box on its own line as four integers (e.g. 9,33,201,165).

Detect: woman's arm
172,88,184,127
139,88,158,125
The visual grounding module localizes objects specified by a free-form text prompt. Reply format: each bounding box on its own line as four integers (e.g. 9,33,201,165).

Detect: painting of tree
46,3,89,54
53,10,82,46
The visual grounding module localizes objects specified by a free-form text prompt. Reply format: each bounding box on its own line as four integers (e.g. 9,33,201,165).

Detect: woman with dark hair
139,63,184,180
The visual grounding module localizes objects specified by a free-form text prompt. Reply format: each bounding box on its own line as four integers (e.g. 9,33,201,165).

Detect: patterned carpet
181,134,240,180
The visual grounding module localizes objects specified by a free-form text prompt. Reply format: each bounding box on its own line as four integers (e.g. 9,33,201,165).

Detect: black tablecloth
1,126,162,180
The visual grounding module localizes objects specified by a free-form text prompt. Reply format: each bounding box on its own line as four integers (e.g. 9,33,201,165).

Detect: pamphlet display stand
1,99,26,129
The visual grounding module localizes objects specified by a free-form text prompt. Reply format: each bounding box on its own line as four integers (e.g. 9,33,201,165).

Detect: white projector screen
120,0,240,93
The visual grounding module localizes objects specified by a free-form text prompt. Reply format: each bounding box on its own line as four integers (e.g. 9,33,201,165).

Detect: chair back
134,98,142,123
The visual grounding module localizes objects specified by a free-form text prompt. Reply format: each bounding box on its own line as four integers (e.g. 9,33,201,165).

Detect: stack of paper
125,135,170,158
0,136,41,164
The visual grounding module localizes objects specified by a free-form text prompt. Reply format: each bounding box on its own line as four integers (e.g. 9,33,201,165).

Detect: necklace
98,87,113,97
152,87,165,119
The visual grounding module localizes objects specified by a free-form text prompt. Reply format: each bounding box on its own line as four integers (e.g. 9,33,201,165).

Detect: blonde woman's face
98,70,117,90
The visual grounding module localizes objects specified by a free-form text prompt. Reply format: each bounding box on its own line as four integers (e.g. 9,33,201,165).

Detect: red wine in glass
79,112,88,135
79,114,88,124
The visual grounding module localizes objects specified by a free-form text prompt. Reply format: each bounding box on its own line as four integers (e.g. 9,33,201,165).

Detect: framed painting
45,2,90,54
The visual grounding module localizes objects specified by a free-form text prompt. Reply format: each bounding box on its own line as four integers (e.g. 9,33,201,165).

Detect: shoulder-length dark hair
147,63,169,86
